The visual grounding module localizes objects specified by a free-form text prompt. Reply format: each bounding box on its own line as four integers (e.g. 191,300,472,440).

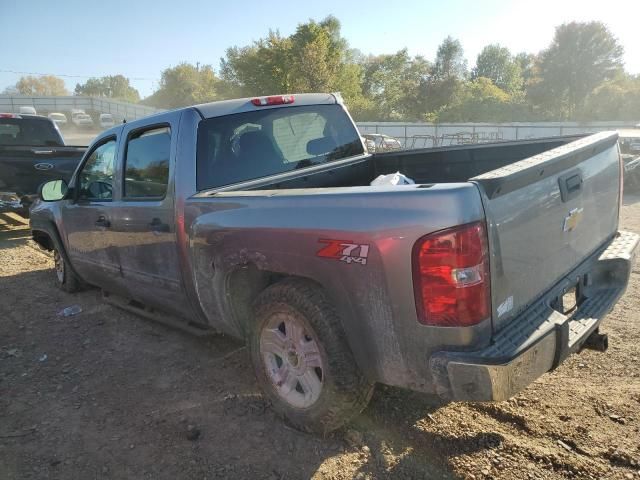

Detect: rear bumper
430,230,639,402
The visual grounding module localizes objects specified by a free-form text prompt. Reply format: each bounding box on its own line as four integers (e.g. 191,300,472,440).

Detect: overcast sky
1,0,638,98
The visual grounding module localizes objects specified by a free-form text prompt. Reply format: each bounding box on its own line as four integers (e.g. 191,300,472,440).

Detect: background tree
15,75,68,95
432,36,467,80
528,21,624,118
75,75,140,102
219,16,367,116
143,63,217,108
360,49,431,120
579,74,640,120
514,52,536,88
472,44,523,93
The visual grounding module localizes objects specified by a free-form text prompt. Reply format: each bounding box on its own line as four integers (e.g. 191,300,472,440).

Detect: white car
99,113,115,129
48,112,68,128
72,113,94,129
19,106,37,115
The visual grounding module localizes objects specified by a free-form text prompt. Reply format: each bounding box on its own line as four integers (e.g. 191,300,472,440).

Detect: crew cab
30,93,638,433
0,114,85,215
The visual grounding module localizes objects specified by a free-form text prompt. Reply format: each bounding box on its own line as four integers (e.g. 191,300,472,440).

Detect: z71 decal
316,239,370,265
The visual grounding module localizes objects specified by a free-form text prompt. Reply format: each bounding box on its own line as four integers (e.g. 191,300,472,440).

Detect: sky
1,0,639,98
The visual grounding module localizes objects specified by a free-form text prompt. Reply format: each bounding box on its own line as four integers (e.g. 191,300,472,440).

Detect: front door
109,119,189,316
61,136,123,293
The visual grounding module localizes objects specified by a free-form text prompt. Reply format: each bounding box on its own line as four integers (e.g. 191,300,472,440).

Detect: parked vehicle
362,133,403,153
48,112,68,128
19,106,37,115
72,113,94,129
99,113,115,129
0,114,85,215
31,93,638,433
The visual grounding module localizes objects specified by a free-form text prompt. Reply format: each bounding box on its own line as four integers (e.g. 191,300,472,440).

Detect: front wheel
249,279,374,433
53,247,81,293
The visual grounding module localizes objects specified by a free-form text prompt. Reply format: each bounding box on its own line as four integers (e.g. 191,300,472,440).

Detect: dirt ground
1,195,639,480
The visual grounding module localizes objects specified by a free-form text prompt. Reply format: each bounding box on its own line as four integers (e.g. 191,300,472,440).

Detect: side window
124,126,171,198
78,139,116,201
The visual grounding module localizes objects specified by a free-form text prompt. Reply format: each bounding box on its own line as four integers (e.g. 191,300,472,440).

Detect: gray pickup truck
30,93,638,433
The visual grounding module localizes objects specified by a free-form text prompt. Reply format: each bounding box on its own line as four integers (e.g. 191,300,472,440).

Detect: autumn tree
15,75,68,95
143,63,218,108
75,75,140,102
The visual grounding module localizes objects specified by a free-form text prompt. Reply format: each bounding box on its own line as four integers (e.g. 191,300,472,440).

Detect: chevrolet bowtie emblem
563,207,584,232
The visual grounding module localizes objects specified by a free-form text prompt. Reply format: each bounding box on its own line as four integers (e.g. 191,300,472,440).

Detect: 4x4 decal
316,239,370,265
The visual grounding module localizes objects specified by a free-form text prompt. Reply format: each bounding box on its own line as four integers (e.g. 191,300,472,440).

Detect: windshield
0,117,64,146
196,104,364,190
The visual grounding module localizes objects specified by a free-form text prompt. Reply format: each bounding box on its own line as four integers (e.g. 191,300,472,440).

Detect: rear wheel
249,279,374,433
53,247,81,293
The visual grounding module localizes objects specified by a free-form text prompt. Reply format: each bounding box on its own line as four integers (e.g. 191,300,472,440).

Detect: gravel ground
0,195,639,480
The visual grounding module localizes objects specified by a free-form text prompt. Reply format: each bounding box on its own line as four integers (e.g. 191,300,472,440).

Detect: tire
53,247,81,293
249,278,374,434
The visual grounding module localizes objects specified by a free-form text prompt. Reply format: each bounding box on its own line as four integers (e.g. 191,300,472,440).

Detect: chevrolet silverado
30,93,638,433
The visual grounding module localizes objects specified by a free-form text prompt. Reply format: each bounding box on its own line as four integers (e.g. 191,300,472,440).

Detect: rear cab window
0,117,64,147
196,104,364,190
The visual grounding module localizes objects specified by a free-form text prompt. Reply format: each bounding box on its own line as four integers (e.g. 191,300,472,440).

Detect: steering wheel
87,180,113,200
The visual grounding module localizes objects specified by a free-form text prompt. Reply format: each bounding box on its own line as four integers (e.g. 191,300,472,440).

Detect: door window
124,126,171,198
77,139,116,201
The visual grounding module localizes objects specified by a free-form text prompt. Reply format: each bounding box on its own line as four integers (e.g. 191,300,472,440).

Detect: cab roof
194,93,340,119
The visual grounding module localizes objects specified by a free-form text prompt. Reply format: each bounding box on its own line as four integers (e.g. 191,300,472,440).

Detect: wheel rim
260,312,324,409
53,250,65,284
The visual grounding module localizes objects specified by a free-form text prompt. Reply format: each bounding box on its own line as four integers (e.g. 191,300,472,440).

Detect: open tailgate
471,132,621,331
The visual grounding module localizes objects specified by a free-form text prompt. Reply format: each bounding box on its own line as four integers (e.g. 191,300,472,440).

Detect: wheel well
226,266,324,336
32,230,54,251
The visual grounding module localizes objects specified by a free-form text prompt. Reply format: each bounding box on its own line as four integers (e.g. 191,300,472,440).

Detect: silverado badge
563,207,584,232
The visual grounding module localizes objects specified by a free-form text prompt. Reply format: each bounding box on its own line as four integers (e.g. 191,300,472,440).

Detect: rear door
472,132,620,330
109,112,189,316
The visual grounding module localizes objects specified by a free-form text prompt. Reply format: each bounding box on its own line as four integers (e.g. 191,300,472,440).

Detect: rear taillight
412,221,491,327
251,95,295,106
0,113,19,118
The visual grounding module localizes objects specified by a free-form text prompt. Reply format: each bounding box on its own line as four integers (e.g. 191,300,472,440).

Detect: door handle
148,217,170,232
95,216,111,228
558,171,583,202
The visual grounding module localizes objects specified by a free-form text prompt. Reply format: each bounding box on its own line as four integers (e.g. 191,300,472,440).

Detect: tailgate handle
558,171,583,202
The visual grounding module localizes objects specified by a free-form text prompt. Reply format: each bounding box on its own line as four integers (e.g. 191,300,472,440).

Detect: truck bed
235,135,585,191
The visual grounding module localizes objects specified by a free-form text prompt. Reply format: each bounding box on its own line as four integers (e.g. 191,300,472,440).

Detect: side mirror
39,179,68,202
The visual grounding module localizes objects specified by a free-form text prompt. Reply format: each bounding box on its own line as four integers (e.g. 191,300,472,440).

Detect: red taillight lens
0,113,19,118
251,95,295,106
412,221,491,327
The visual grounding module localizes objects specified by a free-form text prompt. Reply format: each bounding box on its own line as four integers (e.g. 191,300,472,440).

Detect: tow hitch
581,329,609,352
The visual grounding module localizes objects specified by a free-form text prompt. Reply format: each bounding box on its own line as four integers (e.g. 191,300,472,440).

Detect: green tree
514,52,536,88
15,75,68,95
472,44,523,93
75,75,140,102
437,77,531,122
433,36,467,80
360,49,431,120
579,74,640,121
528,21,624,118
218,17,367,115
421,37,469,115
143,63,217,108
